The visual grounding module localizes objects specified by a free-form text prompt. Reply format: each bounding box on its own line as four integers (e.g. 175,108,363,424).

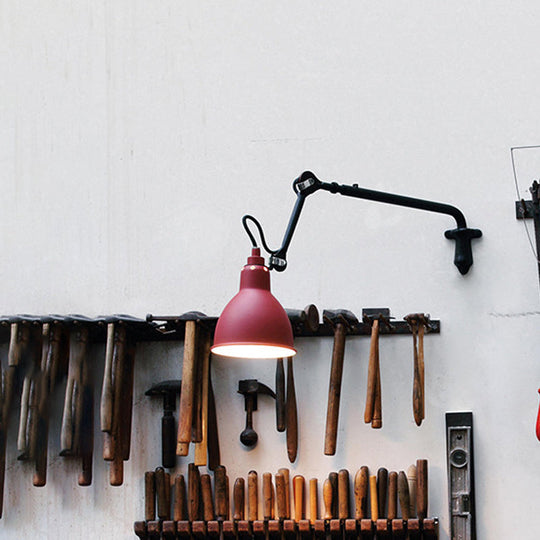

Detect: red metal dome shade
211,248,296,359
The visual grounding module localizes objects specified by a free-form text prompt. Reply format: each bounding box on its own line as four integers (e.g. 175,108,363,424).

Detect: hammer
322,310,358,455
284,305,319,462
145,380,182,469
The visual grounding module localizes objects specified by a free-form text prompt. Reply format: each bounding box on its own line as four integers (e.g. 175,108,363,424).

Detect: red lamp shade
211,248,296,359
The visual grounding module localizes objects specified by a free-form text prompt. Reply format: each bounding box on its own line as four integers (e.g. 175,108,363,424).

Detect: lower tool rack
135,518,439,539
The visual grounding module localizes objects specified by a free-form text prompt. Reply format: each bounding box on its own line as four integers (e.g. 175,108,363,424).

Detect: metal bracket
446,412,476,540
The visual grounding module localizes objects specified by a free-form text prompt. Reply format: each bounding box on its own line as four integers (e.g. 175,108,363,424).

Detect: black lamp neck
243,171,482,275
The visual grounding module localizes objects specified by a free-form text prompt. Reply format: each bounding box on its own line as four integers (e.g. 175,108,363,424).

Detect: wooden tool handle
195,331,212,466
328,472,338,519
107,324,126,463
278,468,290,519
18,376,31,454
233,477,245,520
215,465,228,520
155,467,170,520
174,474,187,521
293,475,305,521
120,337,136,461
324,323,347,455
206,356,220,470
412,322,425,426
145,471,156,521
364,320,379,423
371,354,382,429
369,475,378,520
100,322,115,432
323,478,333,520
177,321,197,454
263,472,273,520
397,471,410,520
407,464,417,517
416,459,428,521
201,474,215,521
309,478,318,523
338,469,350,520
286,358,298,463
388,472,398,520
276,359,286,432
275,473,287,519
377,468,388,519
247,470,258,521
188,463,201,521
354,467,369,519
537,389,540,441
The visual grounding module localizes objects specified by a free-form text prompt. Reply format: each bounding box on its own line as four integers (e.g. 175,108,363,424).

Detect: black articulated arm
244,171,482,275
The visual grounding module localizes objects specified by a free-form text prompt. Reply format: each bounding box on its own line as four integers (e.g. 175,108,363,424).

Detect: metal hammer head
286,304,320,333
323,309,359,330
145,380,182,411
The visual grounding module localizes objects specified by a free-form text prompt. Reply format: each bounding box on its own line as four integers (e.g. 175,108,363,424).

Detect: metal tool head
145,380,182,397
286,304,320,333
322,309,359,330
145,380,182,411
237,379,276,399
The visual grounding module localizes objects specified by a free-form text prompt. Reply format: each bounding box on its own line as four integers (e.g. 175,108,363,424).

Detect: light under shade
211,248,296,359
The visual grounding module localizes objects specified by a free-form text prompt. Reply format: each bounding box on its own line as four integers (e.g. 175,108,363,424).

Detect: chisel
369,475,378,521
388,471,398,520
201,473,215,521
188,463,201,521
377,467,388,519
407,464,417,518
416,459,428,522
338,469,349,520
354,467,369,519
263,472,273,520
174,474,187,521
233,477,245,521
397,471,410,520
293,475,305,521
247,470,258,521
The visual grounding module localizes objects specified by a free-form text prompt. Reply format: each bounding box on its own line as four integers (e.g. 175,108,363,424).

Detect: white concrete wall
2,1,540,538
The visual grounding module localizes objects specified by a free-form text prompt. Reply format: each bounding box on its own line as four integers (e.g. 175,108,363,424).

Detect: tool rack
0,309,439,344
134,517,439,539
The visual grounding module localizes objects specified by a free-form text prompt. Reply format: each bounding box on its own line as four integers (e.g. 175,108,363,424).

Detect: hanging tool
323,309,359,455
405,314,433,426
237,379,276,447
377,467,388,519
388,471,398,520
145,380,182,468
284,305,319,461
275,358,285,432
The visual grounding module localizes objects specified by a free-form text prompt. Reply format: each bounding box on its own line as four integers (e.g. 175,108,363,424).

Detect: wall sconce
211,171,482,359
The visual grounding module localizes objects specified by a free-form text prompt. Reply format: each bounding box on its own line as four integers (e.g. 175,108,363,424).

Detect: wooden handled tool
354,467,369,519
276,358,286,432
377,468,388,519
195,330,212,466
206,355,221,470
215,465,229,520
177,320,198,455
323,478,333,520
200,474,215,521
328,472,338,519
369,475,378,520
397,471,410,520
78,328,94,486
293,475,305,521
263,472,273,520
286,357,298,463
338,469,350,520
388,471,398,520
275,472,287,519
323,310,353,455
155,467,170,520
145,471,156,521
188,463,201,521
100,322,115,433
174,474,187,521
233,477,245,520
416,459,428,521
278,467,291,519
309,478,318,523
406,314,426,426
407,464,417,517
364,319,380,426
247,470,258,521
